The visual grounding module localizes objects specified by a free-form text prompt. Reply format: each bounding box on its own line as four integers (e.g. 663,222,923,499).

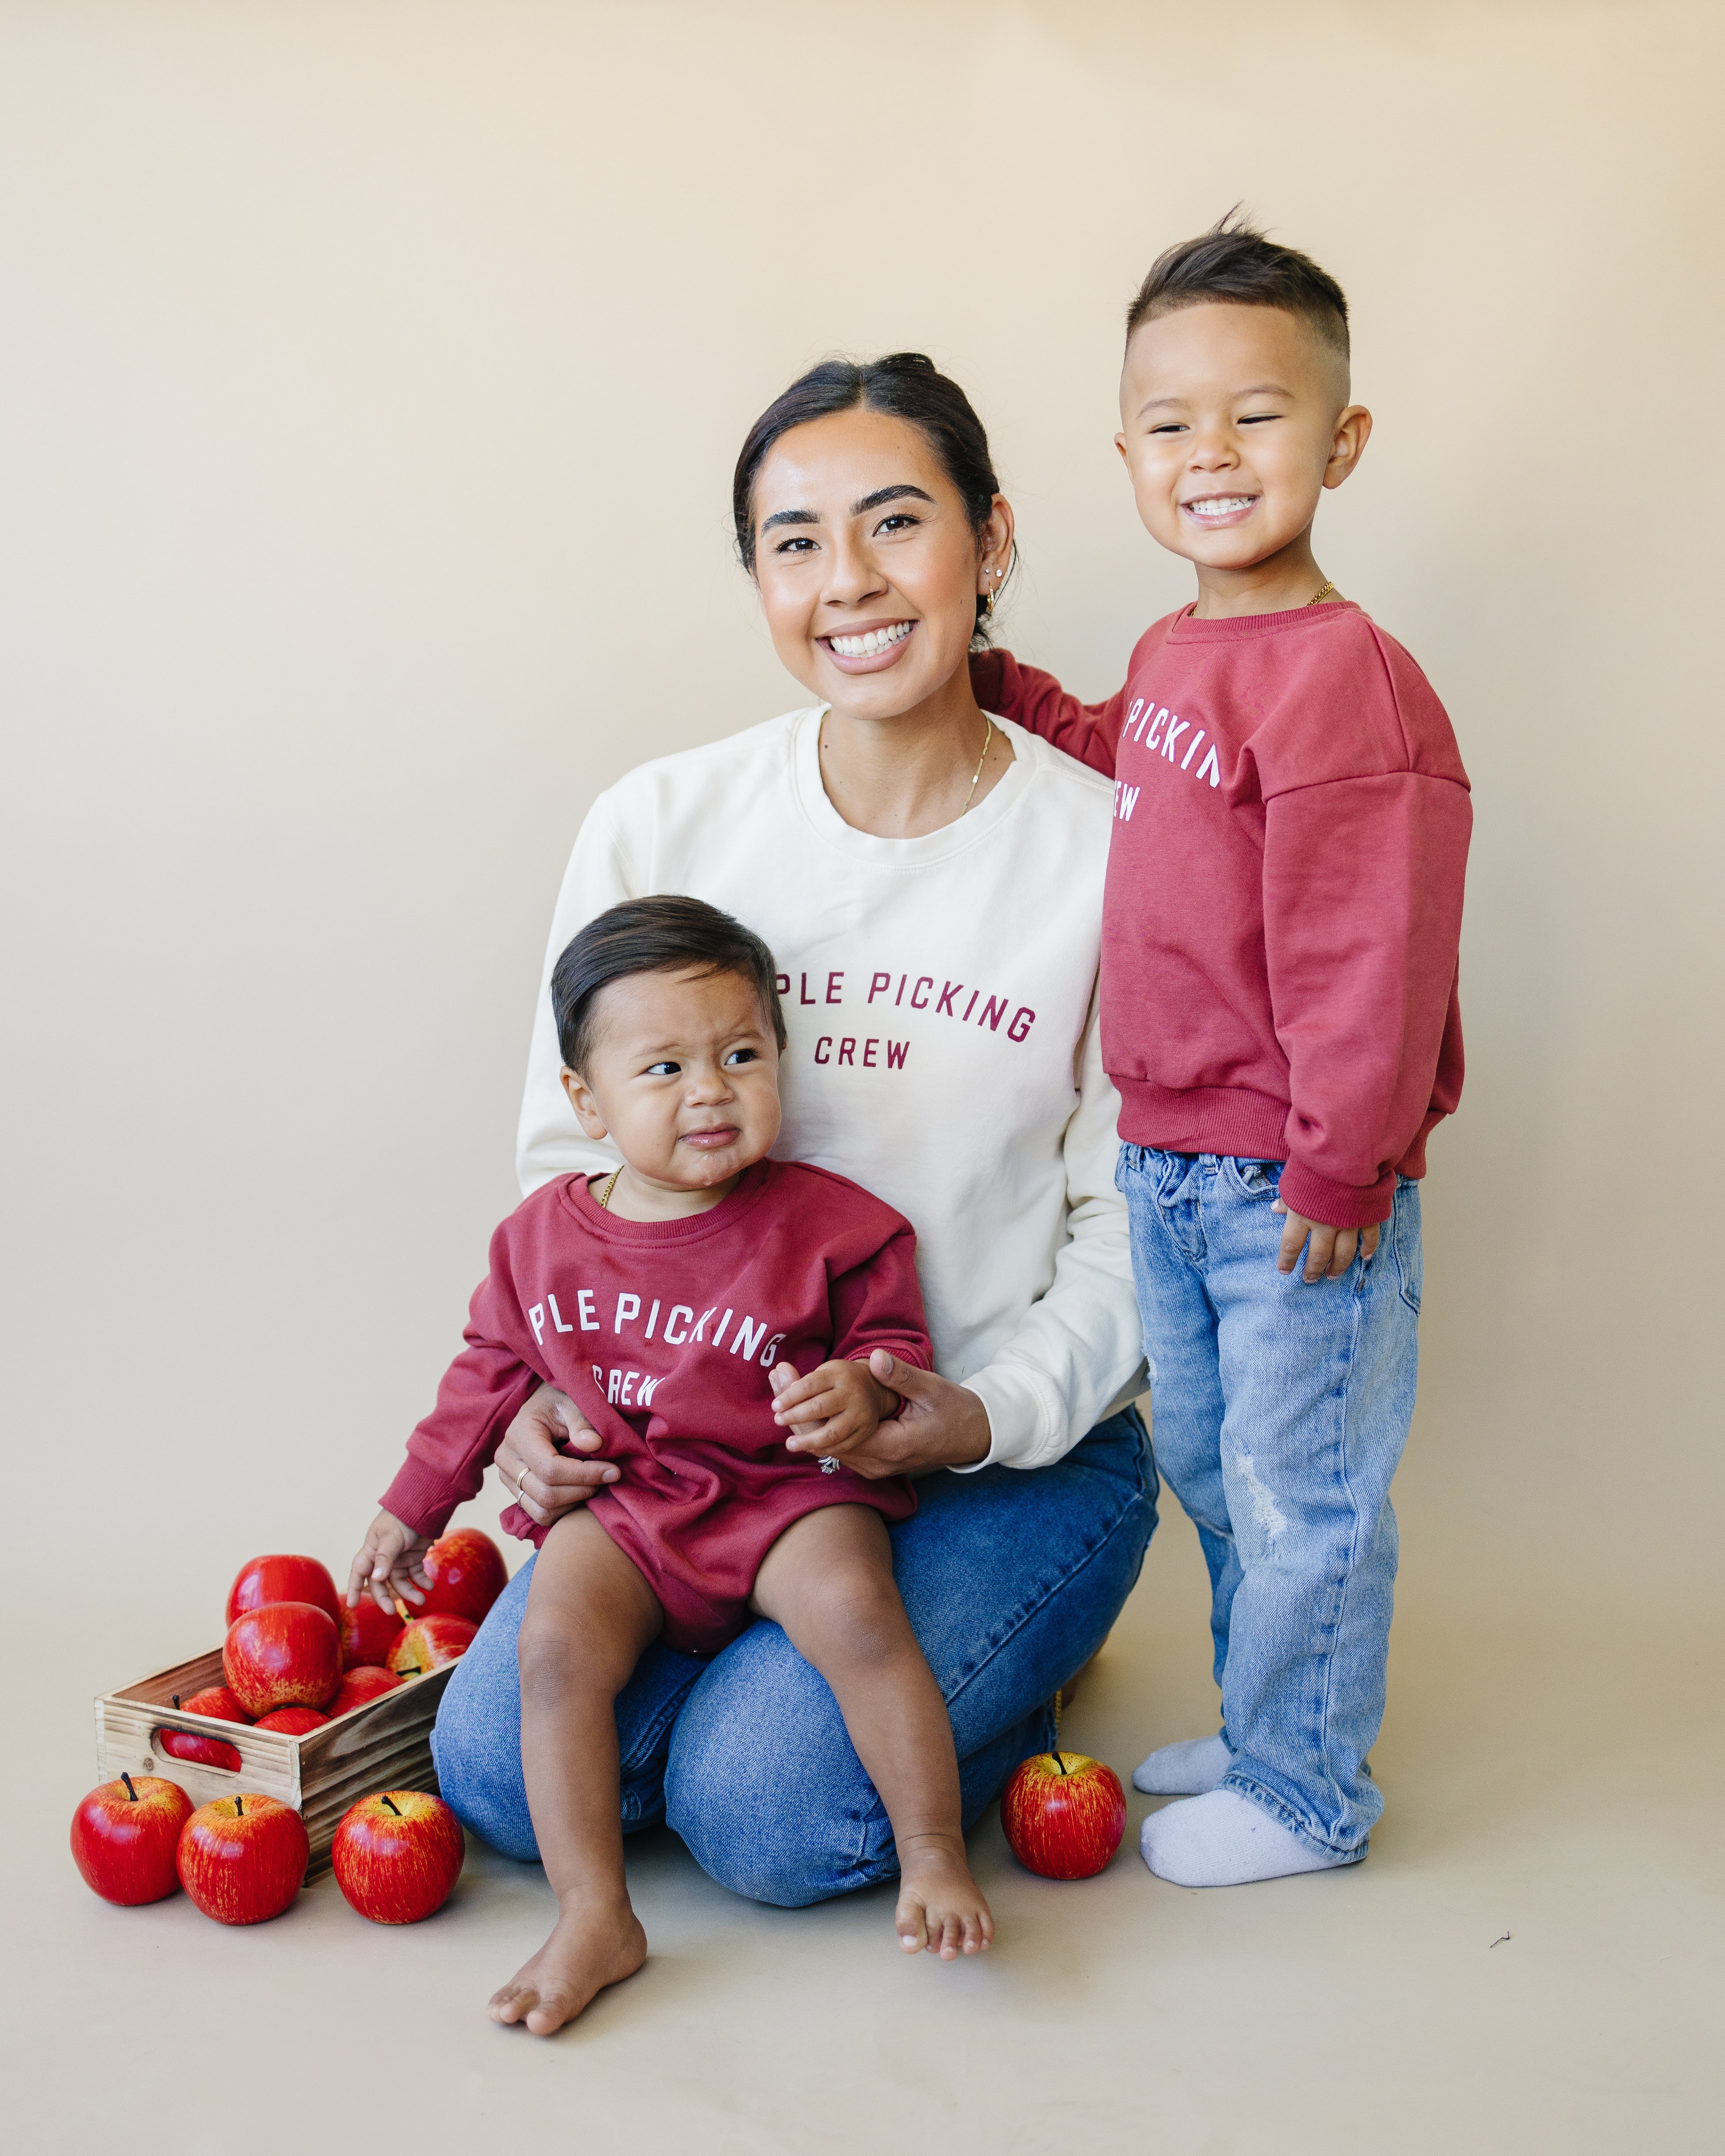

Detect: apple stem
121,1772,138,1802
382,1795,403,1816
1052,1751,1068,1775
172,1695,180,1709
235,1795,244,1817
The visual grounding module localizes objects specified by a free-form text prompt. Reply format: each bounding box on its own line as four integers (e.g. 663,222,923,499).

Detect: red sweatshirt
974,603,1470,1228
379,1159,928,1653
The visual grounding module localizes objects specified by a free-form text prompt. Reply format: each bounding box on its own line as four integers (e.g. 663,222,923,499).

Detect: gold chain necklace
961,715,994,816
1306,579,1337,607
818,712,995,819
595,1167,621,1210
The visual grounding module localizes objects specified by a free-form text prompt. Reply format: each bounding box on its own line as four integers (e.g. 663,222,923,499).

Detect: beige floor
5,1518,1716,2156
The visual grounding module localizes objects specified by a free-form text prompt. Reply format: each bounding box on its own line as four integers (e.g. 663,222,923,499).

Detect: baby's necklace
1306,579,1337,606
596,1167,621,1210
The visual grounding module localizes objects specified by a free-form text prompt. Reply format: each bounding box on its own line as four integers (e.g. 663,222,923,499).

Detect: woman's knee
431,1592,539,1860
663,1624,891,1907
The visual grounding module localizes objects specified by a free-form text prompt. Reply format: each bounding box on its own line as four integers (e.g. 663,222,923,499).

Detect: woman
431,352,1157,1907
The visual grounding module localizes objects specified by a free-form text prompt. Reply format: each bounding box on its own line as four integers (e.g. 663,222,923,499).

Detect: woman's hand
495,1384,620,1527
791,1350,992,1479
347,1511,434,1614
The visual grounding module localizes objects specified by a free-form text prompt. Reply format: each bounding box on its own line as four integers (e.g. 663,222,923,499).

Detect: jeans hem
1221,1768,1370,1863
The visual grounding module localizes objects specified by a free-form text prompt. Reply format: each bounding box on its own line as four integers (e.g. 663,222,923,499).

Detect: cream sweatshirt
517,706,1145,1470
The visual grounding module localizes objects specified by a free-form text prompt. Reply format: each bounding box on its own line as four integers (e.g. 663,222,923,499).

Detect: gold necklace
596,1167,621,1210
961,715,994,816
818,712,995,818
1306,579,1337,607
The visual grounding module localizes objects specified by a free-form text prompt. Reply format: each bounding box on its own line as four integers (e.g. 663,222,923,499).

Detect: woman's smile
820,617,917,671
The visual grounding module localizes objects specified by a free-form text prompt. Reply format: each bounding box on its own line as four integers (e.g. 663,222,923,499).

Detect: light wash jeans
431,1408,1156,1905
1117,1145,1423,1859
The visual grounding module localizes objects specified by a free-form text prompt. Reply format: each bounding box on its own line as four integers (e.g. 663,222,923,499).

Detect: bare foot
895,1836,994,1960
488,1894,647,2035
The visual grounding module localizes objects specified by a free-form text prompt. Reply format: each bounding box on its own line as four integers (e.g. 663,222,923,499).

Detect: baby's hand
769,1358,899,1462
1272,1199,1381,1283
346,1510,435,1615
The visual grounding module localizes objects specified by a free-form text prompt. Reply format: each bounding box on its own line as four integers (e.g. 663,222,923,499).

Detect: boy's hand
346,1511,435,1615
769,1358,900,1462
1273,1199,1381,1283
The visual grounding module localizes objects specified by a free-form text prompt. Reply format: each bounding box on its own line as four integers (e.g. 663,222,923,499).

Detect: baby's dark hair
731,351,1009,637
1125,210,1350,363
551,896,788,1073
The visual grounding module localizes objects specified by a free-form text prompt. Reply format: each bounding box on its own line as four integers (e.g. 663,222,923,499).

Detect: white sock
1139,1789,1354,1887
1132,1733,1232,1796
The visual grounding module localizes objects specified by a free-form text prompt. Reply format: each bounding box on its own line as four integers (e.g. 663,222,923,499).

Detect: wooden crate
95,1651,456,1877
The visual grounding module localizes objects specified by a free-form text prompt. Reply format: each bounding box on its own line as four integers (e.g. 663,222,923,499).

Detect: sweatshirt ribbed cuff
954,1364,1063,1472
1275,1160,1395,1230
378,1458,465,1541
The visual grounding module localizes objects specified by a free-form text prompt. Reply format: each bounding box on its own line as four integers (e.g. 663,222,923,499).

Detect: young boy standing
975,219,1470,1887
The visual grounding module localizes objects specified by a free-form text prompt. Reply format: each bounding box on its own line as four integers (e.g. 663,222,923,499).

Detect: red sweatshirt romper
379,1159,928,1654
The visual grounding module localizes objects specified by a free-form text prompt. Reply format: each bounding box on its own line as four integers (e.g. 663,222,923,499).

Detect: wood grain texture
96,1652,456,1876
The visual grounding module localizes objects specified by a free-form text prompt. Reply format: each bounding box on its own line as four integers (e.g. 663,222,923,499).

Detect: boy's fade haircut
551,895,788,1074
1125,210,1350,362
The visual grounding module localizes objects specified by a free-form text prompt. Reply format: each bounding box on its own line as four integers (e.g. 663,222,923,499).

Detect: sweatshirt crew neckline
1165,599,1359,643
790,704,1033,866
556,1158,775,1244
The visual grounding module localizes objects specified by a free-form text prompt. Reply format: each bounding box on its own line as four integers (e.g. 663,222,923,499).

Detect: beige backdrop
6,0,1718,1635
4,4,1721,2146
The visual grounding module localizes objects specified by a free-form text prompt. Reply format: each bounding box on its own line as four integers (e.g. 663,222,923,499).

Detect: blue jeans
431,1408,1156,1905
1117,1146,1422,1859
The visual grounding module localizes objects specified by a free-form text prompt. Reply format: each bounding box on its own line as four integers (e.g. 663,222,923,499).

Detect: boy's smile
1116,302,1371,617
1181,492,1260,529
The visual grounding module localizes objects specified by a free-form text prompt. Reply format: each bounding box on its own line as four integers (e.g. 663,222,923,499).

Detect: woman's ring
515,1465,530,1497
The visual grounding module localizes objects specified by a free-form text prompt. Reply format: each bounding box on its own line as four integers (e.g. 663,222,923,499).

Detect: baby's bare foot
895,1836,994,1961
488,1894,647,2035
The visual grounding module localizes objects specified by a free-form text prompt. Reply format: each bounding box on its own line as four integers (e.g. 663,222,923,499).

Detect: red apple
253,1706,330,1736
223,1602,341,1716
153,1687,252,1771
1001,1750,1126,1880
179,1686,253,1725
387,1613,476,1675
155,1728,244,1772
332,1789,465,1924
70,1774,194,1905
225,1553,342,1628
327,1666,403,1717
176,1793,309,1925
415,1528,508,1626
337,1596,405,1669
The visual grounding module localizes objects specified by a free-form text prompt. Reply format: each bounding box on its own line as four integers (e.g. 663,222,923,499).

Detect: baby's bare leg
489,1511,663,2036
751,1506,993,1960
